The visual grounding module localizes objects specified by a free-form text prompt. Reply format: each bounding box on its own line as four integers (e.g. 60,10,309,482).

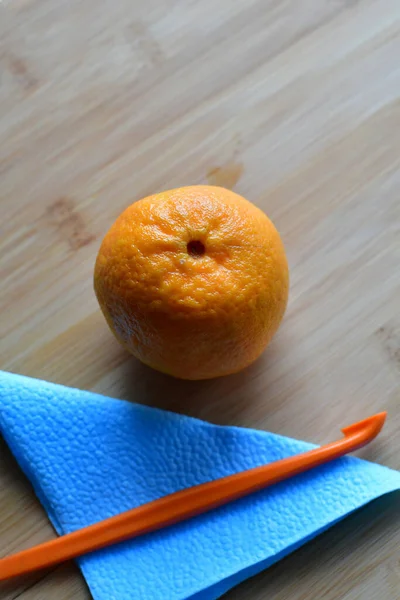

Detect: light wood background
1,0,399,598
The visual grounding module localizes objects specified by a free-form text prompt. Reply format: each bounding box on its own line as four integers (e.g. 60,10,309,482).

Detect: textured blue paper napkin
0,370,399,600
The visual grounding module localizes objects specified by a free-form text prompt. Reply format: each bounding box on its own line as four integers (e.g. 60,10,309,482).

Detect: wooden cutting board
0,1,399,598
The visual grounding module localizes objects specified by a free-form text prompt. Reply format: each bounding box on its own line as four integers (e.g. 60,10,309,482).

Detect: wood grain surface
1,0,399,598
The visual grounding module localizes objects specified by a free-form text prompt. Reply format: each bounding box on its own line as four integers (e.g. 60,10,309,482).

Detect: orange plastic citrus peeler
0,411,386,582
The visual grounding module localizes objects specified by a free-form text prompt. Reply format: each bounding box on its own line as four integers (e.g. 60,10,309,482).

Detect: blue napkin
0,371,399,599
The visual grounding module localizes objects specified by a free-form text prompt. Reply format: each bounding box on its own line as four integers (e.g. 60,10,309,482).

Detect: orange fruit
94,185,289,380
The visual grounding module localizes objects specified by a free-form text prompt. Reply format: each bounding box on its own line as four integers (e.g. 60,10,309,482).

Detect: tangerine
94,185,289,380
